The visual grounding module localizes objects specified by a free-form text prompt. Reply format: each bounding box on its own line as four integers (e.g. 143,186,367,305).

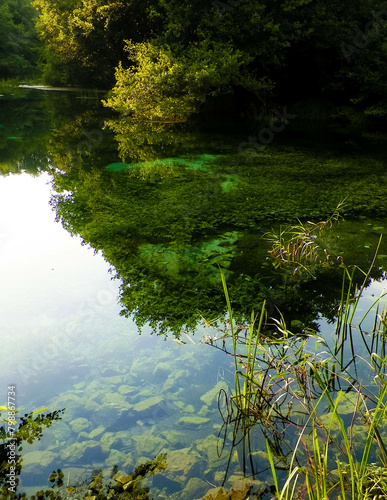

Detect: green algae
133,395,164,412
106,154,220,171
178,415,211,426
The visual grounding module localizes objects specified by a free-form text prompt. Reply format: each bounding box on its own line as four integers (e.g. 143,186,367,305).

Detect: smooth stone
163,448,200,483
132,430,168,456
181,477,209,500
178,416,210,426
89,425,105,439
70,417,89,433
200,381,229,407
133,396,164,412
60,441,107,463
117,385,137,395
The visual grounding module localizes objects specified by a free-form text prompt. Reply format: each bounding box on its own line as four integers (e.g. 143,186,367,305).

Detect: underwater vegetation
203,238,387,499
49,114,387,337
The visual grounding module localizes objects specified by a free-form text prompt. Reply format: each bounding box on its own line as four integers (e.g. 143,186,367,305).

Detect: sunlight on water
0,173,125,395
0,172,240,498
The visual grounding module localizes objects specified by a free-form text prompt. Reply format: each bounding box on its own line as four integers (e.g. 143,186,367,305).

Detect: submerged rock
198,405,209,417
198,481,257,500
199,486,230,500
117,385,137,395
200,381,229,407
132,430,168,456
181,477,209,500
100,431,134,453
60,440,107,463
153,361,171,378
196,434,227,469
105,448,128,467
175,401,195,413
163,448,200,483
178,415,210,427
162,369,190,392
70,417,89,433
133,395,164,412
104,375,124,384
88,425,105,439
23,450,57,475
102,392,132,408
51,393,86,421
160,429,187,446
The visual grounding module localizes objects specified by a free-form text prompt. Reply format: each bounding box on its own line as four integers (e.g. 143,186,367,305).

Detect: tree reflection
0,407,64,497
44,113,387,337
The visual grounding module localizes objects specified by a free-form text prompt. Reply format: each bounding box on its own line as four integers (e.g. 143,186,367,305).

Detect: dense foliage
40,101,387,335
0,0,41,79
26,0,387,123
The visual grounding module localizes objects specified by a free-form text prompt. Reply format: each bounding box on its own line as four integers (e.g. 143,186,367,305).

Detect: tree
103,40,261,121
0,0,41,79
32,0,162,86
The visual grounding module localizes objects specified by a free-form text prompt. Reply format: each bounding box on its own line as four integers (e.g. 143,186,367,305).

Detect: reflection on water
0,172,269,499
1,89,387,499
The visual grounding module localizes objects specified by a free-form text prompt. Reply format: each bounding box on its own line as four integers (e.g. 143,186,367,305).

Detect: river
1,87,387,499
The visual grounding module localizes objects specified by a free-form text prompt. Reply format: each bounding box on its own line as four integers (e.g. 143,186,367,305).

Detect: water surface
1,88,387,499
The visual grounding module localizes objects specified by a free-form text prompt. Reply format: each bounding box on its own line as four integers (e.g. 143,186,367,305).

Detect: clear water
0,173,247,498
1,88,387,499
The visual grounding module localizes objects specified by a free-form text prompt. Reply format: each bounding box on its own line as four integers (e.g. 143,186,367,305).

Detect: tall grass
213,244,387,499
